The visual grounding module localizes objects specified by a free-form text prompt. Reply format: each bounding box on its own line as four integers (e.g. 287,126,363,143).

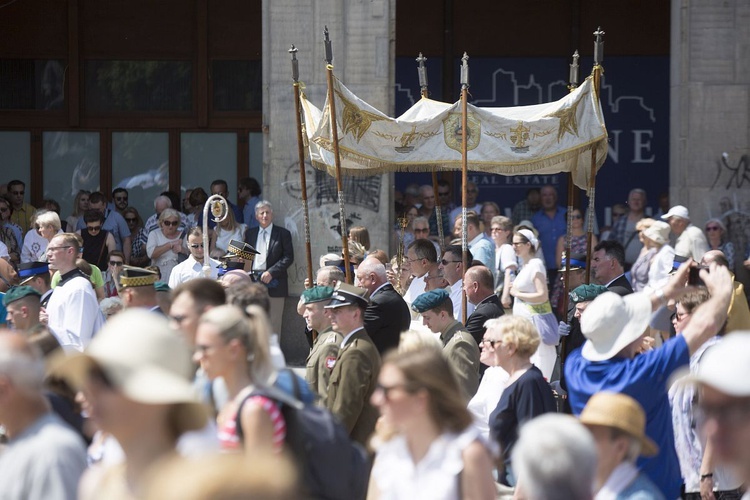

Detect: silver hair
254,200,273,213
100,297,124,317
0,336,46,393
512,414,597,500
35,211,61,232
357,257,386,281
154,195,172,210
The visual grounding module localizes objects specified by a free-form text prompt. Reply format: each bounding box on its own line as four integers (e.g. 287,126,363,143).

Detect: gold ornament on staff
202,194,229,278
396,215,408,269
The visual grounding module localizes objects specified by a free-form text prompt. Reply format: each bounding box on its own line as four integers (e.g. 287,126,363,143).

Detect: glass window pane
0,132,31,192
212,60,262,111
85,60,193,112
0,59,65,110
43,132,100,220
112,132,169,218
181,133,237,205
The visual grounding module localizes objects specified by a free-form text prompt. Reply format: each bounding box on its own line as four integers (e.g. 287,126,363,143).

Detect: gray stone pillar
262,0,395,361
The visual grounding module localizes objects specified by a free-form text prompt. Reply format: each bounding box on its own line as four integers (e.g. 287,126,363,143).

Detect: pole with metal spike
460,52,470,325
586,28,604,283
323,27,352,284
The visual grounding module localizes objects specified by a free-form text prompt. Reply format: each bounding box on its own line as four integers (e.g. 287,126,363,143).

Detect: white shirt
168,255,220,288
468,366,509,443
253,224,273,270
47,272,105,352
371,426,491,500
449,280,475,321
403,275,427,309
674,224,709,262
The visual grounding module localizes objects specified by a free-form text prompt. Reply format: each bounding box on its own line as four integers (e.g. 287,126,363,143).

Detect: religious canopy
301,75,608,190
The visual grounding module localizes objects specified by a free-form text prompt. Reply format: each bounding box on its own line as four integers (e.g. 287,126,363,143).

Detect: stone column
262,0,395,362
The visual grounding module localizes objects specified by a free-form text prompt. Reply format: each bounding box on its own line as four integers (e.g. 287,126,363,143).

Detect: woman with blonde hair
485,315,556,487
146,208,184,283
209,208,247,259
368,348,496,500
194,304,281,452
24,210,62,261
66,189,90,231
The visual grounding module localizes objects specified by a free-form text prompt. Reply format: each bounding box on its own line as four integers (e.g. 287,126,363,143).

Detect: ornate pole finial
460,52,469,89
569,50,580,88
289,44,299,82
324,26,333,65
593,27,605,65
416,52,428,92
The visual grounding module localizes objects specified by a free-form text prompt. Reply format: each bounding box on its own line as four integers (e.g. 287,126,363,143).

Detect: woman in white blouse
210,209,247,259
146,208,184,283
642,221,675,292
368,348,495,500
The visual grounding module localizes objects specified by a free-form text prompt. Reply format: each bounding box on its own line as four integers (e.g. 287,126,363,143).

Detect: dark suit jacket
325,328,381,445
364,283,411,355
465,294,505,346
245,224,294,297
607,274,633,296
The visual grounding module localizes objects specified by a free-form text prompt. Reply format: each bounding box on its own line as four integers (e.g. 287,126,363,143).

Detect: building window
0,59,65,110
43,132,100,218
84,60,193,112
112,132,170,217
0,132,31,190
181,132,238,204
212,60,262,112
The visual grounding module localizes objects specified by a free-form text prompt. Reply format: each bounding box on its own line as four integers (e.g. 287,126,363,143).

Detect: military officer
323,283,381,446
301,286,343,401
3,286,60,354
412,289,480,401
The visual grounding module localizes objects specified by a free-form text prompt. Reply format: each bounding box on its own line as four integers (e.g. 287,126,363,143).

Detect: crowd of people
0,177,749,499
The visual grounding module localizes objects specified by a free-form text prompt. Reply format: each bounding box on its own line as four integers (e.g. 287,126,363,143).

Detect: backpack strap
234,383,303,443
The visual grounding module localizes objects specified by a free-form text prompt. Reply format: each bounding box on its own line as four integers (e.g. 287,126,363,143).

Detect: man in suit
412,289,480,401
355,256,410,354
245,200,294,333
591,240,633,296
323,283,381,446
463,265,504,346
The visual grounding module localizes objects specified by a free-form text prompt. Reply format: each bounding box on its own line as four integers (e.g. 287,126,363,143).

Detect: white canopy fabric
300,75,608,190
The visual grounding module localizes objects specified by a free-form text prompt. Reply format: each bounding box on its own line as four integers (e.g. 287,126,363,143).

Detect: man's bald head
701,250,729,268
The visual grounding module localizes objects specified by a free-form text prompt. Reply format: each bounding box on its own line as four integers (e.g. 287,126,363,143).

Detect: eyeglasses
109,260,124,266
374,382,412,400
414,228,429,233
125,217,137,223
705,226,721,232
671,310,691,322
10,190,24,196
46,245,72,253
480,338,502,348
115,196,128,202
162,220,179,227
189,243,204,249
440,259,461,266
571,214,583,219
86,225,102,232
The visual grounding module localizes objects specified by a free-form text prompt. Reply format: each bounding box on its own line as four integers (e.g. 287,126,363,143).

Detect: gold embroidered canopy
301,75,608,190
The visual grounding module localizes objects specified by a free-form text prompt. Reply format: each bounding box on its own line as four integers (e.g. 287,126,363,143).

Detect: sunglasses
414,228,429,233
87,225,102,232
162,220,179,227
109,260,124,266
189,243,204,248
705,226,721,232
440,259,461,266
115,196,128,201
125,217,137,223
571,214,583,219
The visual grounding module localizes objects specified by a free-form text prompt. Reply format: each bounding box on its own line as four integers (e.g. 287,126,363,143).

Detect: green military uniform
305,326,343,401
440,319,480,401
325,327,381,445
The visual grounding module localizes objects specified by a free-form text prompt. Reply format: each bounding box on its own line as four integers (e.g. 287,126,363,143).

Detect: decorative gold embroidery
545,91,589,142
443,112,481,152
335,89,387,142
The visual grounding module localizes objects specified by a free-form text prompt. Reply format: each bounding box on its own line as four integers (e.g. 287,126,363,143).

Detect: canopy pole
323,27,352,284
585,28,604,283
417,53,445,252
562,50,580,320
290,45,314,291
460,52,470,325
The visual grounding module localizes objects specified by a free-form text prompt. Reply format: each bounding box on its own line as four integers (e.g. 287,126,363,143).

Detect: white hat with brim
661,205,689,220
642,221,671,246
684,331,750,396
580,292,653,362
51,310,208,433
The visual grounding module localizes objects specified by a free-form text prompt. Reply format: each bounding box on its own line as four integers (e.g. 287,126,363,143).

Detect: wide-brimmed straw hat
580,291,652,361
52,309,207,434
579,392,658,456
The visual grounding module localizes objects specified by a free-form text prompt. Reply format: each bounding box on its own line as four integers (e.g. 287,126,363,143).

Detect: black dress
81,228,109,271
